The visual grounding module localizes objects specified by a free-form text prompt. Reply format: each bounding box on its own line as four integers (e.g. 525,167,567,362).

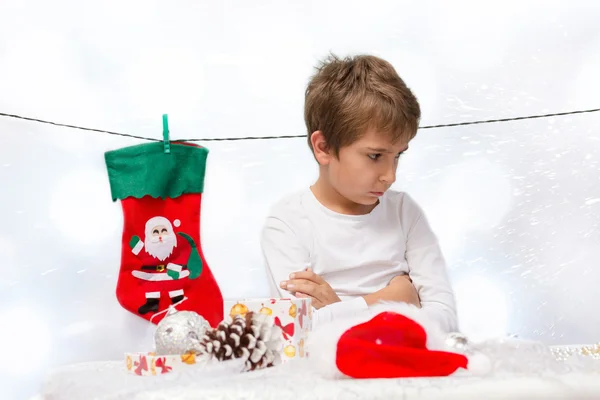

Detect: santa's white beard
145,235,177,261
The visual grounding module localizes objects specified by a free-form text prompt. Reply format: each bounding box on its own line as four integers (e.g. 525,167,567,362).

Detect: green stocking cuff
105,142,208,201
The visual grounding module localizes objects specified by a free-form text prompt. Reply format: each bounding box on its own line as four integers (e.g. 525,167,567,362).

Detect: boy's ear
310,131,333,165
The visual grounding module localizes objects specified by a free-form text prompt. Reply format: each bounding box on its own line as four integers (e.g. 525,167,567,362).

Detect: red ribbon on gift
298,301,307,329
134,355,148,375
155,357,173,374
274,316,295,340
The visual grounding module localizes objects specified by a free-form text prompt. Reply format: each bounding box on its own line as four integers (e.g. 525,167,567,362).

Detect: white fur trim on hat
466,352,492,375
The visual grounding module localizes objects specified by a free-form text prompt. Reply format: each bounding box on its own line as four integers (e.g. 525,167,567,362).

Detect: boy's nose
380,167,396,185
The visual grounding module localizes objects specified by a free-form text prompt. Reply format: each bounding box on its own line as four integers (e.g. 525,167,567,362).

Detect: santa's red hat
307,302,491,379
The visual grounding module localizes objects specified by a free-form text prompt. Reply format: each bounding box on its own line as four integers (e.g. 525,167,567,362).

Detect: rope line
1,108,599,142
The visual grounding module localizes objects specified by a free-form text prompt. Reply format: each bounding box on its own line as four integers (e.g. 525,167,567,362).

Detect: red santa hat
307,302,491,379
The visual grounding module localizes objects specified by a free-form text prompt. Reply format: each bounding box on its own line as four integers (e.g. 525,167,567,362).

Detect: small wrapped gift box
125,352,207,376
124,352,249,377
224,298,312,362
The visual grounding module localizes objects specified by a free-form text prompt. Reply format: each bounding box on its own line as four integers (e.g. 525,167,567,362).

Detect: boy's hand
376,274,421,307
280,268,340,309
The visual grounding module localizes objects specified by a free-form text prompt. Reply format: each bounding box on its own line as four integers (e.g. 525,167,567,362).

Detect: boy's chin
353,195,380,206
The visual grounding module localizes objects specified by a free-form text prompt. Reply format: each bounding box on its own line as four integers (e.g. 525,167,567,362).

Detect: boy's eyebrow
366,147,408,153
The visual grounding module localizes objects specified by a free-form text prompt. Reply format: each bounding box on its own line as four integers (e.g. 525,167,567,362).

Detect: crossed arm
262,198,458,331
279,268,420,310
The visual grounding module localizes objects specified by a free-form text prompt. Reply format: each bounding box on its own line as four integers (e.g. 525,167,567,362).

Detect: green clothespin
162,114,171,154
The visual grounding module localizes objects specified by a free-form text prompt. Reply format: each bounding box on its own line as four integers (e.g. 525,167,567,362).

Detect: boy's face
319,129,409,208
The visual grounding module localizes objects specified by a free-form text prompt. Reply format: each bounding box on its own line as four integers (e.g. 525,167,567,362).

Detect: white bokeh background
1,0,600,398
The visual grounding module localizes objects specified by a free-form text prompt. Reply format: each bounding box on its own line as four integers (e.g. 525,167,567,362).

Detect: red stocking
105,141,223,326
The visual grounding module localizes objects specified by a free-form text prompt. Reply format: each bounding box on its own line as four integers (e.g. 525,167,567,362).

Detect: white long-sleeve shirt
260,188,458,332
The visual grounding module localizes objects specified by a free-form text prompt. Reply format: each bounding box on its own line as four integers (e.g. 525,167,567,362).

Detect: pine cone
198,311,283,371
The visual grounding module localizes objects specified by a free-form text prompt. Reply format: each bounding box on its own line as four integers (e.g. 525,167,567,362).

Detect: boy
260,54,458,332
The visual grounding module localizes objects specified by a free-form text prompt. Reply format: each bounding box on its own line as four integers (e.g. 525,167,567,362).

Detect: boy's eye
368,154,381,160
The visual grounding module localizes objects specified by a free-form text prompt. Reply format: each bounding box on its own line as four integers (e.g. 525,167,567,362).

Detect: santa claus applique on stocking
129,215,200,311
105,140,223,326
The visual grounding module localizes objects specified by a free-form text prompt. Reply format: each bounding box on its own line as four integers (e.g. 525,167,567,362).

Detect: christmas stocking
105,141,224,326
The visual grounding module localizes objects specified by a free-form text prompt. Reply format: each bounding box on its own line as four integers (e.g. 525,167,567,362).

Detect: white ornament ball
445,332,470,353
154,309,210,355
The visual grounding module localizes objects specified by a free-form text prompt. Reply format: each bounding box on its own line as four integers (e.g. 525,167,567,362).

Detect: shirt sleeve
260,215,368,328
403,195,459,333
260,216,310,299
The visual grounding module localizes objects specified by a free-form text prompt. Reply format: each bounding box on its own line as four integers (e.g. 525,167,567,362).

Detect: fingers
288,268,324,284
280,267,324,292
280,278,320,297
279,268,334,310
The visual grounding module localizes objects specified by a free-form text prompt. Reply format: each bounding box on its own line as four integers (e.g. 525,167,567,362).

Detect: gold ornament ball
284,344,296,358
289,304,297,318
230,303,249,318
181,352,196,365
259,305,273,316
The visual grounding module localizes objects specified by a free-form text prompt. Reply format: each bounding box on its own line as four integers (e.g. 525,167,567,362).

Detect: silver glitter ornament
445,332,471,354
154,309,211,355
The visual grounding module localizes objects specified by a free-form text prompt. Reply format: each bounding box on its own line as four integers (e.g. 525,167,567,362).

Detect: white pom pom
173,219,181,227
467,353,492,375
